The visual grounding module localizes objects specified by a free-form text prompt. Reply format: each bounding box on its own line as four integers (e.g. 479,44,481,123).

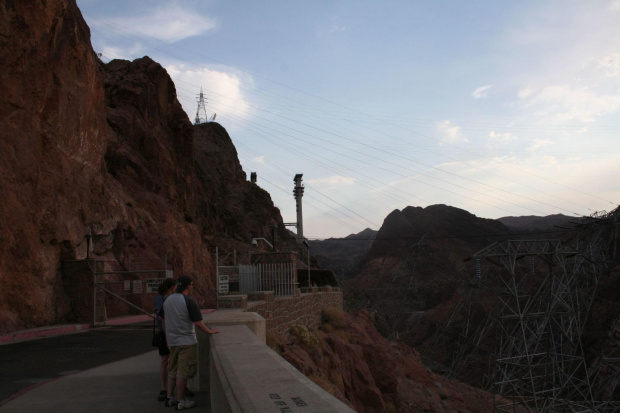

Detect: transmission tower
469,236,619,413
194,87,209,125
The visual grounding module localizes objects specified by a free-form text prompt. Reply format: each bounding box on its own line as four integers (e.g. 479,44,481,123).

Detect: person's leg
159,354,169,389
175,345,197,408
176,377,187,401
158,333,170,393
167,346,180,399
167,376,176,398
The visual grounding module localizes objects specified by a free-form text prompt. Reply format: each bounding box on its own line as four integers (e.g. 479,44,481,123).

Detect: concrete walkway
1,350,210,413
0,314,213,413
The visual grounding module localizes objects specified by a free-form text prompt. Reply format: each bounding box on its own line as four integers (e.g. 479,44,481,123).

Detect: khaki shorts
167,345,197,379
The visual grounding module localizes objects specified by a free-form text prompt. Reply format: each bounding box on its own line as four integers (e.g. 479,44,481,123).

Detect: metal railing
92,269,173,325
239,263,296,296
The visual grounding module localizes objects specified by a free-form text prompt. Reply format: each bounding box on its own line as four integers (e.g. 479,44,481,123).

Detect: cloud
437,120,468,144
472,84,493,99
253,156,266,164
518,86,536,99
98,44,144,61
104,5,217,43
330,25,347,32
609,0,620,11
166,65,252,122
523,84,620,123
598,52,620,77
307,176,356,186
543,155,557,165
528,138,554,151
488,131,518,141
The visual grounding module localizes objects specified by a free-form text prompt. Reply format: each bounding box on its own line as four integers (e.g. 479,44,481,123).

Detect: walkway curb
0,324,91,344
0,309,215,345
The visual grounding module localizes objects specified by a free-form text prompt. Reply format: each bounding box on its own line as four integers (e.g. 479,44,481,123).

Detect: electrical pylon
470,221,619,412
194,87,208,125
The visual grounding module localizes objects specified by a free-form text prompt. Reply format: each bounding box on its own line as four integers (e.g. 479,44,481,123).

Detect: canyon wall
0,0,290,332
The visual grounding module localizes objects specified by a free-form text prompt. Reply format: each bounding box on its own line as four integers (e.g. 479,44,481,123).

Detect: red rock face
0,0,291,332
347,204,620,401
277,311,495,412
0,0,111,330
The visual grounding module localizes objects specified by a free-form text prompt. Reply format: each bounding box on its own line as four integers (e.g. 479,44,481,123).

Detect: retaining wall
244,290,343,335
208,324,356,413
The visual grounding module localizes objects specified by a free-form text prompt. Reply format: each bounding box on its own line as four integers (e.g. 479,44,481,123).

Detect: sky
77,0,620,240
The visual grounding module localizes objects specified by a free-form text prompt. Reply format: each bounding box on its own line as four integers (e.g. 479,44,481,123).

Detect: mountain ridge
0,1,294,332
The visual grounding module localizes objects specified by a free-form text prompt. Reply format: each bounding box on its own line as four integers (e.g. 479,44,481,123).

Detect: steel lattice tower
194,87,208,125
470,233,619,412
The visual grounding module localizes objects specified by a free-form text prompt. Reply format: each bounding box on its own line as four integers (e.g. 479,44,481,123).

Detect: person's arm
158,299,167,343
194,320,219,335
158,304,165,331
184,295,219,334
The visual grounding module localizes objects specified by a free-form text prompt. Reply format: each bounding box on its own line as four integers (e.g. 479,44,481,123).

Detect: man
160,275,219,409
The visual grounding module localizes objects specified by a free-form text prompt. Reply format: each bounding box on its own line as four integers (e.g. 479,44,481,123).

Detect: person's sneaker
185,388,194,397
177,399,195,410
157,390,167,401
165,396,178,407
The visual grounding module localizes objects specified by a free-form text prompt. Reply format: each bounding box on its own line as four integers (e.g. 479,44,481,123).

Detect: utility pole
302,240,310,287
293,174,304,240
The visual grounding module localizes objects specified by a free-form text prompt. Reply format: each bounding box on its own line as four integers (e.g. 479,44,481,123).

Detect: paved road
0,323,153,404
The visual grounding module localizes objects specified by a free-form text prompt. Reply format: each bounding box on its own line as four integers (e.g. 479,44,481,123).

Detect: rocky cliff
1,0,111,330
346,203,620,401
497,213,575,232
309,228,377,279
349,205,509,316
0,0,291,332
273,309,495,412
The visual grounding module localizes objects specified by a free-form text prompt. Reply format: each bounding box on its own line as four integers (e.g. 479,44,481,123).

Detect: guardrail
200,311,356,413
239,263,296,297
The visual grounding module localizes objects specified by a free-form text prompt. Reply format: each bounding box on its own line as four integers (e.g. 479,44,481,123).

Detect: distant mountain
351,205,511,316
342,203,620,401
367,204,509,261
347,205,541,387
308,228,377,279
497,213,576,232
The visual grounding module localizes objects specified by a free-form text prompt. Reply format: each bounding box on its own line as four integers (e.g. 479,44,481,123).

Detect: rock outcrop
1,0,111,330
274,310,495,412
0,0,291,332
497,213,574,232
346,203,620,399
349,205,509,314
309,228,377,279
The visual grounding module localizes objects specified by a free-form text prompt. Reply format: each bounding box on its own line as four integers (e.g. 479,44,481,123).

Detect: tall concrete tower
293,174,304,240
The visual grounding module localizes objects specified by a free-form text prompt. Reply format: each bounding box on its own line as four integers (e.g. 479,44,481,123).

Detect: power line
88,12,619,237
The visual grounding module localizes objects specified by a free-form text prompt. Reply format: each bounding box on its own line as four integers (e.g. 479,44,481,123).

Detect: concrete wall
195,311,265,392
208,324,356,413
245,291,343,335
198,291,353,411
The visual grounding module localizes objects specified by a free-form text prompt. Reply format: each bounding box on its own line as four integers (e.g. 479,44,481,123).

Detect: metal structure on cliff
284,174,305,242
194,87,215,124
468,207,620,413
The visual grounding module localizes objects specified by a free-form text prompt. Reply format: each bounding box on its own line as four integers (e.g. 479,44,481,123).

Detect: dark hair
176,275,193,293
157,278,177,295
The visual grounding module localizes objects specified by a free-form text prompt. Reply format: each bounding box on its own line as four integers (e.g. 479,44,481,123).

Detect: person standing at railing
154,277,177,401
160,275,220,410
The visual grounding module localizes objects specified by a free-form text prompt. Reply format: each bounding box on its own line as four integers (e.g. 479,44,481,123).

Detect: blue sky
78,0,620,239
